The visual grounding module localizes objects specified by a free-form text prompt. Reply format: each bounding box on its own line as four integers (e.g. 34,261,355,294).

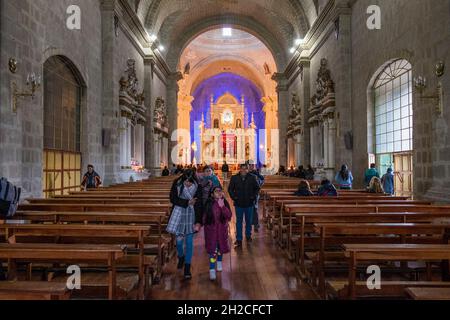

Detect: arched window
373,59,413,195
43,56,84,197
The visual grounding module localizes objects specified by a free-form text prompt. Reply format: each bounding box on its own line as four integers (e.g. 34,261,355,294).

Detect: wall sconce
11,73,41,113
414,75,444,116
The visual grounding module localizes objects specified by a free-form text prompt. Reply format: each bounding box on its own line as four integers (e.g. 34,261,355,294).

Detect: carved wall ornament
8,58,17,73
154,97,168,129
287,93,303,137
436,60,445,77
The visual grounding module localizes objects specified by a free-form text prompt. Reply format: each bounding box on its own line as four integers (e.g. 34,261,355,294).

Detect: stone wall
350,0,450,197
0,0,103,197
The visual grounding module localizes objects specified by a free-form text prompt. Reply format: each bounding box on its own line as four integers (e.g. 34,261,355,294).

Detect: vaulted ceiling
129,0,319,70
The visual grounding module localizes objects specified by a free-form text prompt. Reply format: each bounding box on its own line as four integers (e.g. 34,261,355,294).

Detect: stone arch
166,15,287,72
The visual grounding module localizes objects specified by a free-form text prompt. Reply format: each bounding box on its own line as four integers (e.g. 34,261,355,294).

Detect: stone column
328,117,336,169
101,0,120,185
300,61,312,166
143,57,157,175
167,72,183,166
273,73,289,167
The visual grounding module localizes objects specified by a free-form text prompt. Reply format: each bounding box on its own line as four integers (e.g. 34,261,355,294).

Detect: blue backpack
0,177,21,218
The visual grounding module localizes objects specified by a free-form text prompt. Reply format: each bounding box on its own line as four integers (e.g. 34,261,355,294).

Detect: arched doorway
370,59,413,196
42,56,85,198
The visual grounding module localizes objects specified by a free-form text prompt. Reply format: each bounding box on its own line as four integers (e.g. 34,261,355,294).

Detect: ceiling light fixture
158,45,165,51
222,27,232,37
289,47,296,54
295,38,305,46
150,34,157,42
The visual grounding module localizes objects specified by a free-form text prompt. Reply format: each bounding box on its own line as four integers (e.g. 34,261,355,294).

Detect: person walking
228,164,260,247
221,161,230,181
335,164,354,190
203,186,232,281
199,166,221,206
81,165,102,190
249,162,264,233
166,169,203,280
364,163,380,187
381,168,395,195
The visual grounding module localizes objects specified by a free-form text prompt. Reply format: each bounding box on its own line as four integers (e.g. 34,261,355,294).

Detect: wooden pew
294,212,450,274
0,223,152,299
0,243,124,300
18,203,171,214
344,244,450,299
405,287,450,300
12,211,169,280
313,223,450,297
0,281,71,300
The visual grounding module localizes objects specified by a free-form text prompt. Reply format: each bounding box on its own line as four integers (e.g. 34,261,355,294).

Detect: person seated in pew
317,179,338,197
334,164,354,190
162,166,170,176
167,169,204,280
364,163,380,187
367,176,385,194
382,168,395,195
203,186,232,281
294,180,314,197
305,165,315,181
81,165,102,190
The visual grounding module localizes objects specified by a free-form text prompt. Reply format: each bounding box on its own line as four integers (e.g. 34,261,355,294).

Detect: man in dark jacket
228,163,260,247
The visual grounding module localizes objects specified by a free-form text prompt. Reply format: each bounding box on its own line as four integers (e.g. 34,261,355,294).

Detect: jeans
235,206,254,241
252,206,259,228
176,233,194,264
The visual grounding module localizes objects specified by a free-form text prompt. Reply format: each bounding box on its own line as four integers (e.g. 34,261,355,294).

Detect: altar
198,93,257,165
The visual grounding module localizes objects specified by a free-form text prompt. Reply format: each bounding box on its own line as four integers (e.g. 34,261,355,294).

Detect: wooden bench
328,281,450,300
344,244,450,299
405,287,450,300
0,243,125,299
0,223,152,299
0,281,71,300
314,223,450,296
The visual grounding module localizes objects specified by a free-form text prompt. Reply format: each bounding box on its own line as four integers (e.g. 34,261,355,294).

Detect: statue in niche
245,143,250,158
154,97,168,128
287,93,302,137
119,59,143,103
315,58,334,101
236,119,242,129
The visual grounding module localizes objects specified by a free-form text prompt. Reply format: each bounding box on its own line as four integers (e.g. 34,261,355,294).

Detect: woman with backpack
203,186,232,281
167,169,203,280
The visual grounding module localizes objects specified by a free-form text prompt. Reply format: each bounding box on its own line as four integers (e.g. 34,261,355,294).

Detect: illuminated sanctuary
198,93,257,165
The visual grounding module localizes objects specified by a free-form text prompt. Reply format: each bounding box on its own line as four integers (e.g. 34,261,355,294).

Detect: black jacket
228,173,260,208
169,180,203,225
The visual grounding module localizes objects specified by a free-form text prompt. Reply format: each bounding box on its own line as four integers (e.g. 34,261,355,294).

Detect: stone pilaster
167,72,183,166
101,0,120,185
273,73,289,167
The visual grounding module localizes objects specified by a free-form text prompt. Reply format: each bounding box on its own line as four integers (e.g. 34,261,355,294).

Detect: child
203,186,232,280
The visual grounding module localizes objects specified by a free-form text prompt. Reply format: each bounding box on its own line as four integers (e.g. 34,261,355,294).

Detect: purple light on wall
190,73,265,164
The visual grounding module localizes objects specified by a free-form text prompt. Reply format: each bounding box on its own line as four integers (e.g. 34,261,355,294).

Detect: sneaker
209,269,217,281
177,256,185,270
216,261,223,272
246,236,253,242
184,264,192,280
234,240,242,247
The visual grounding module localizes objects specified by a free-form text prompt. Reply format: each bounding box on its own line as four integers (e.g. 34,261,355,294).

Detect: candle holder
11,72,41,113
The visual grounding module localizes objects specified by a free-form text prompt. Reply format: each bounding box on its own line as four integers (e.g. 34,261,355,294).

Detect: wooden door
393,153,413,197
